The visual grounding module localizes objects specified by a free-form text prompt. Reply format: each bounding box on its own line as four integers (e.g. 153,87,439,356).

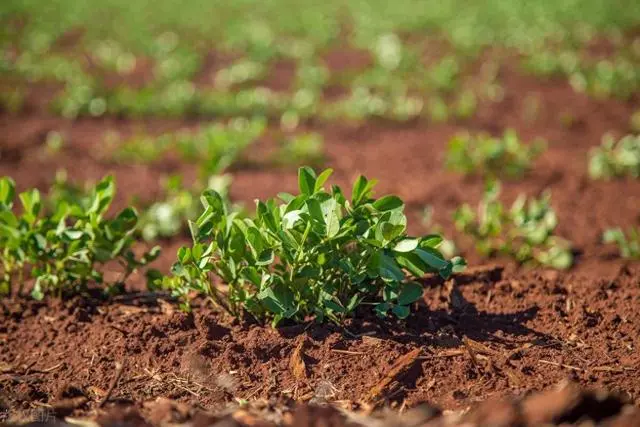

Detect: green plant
108,118,266,179
603,227,640,259
91,39,137,74
138,175,201,241
453,90,477,120
46,170,92,210
0,87,25,114
446,129,546,179
454,181,572,269
427,56,459,93
44,131,65,155
569,57,640,100
138,174,240,241
215,59,266,89
109,132,171,164
426,96,449,123
325,85,423,123
630,110,640,133
589,134,640,180
275,133,325,167
175,118,266,178
0,176,160,298
158,167,465,324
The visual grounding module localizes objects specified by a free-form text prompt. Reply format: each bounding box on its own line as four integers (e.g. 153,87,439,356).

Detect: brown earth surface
1,52,640,426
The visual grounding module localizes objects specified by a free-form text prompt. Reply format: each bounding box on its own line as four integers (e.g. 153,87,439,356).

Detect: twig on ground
37,362,64,373
538,359,583,372
98,361,124,408
365,348,421,404
331,349,364,355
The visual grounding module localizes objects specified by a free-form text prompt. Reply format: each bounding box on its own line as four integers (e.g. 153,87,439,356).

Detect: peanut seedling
158,167,465,325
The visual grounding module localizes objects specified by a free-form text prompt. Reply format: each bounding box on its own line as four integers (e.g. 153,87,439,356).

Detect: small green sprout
138,174,241,241
453,90,477,120
275,133,325,167
603,227,640,259
446,129,546,179
454,181,573,269
44,131,65,155
427,96,449,123
215,59,266,90
109,118,266,180
427,56,459,93
589,134,640,180
158,167,465,325
630,111,640,133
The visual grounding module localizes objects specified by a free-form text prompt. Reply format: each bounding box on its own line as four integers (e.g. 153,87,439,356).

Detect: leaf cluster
274,133,325,167
0,176,159,298
111,117,266,179
588,133,640,180
138,174,242,241
158,167,465,325
446,129,546,179
454,181,572,269
603,227,640,259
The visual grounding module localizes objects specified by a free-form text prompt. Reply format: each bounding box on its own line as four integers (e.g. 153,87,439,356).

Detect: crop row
2,159,638,325
2,14,639,125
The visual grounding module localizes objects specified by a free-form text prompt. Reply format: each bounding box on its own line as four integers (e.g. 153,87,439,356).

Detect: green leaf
374,251,404,282
415,247,448,270
420,234,444,248
256,200,278,233
258,286,296,318
0,210,18,228
351,175,368,206
373,195,403,212
142,246,162,264
256,249,274,266
395,252,429,277
393,238,419,252
314,168,333,193
306,198,324,225
397,282,424,305
392,305,410,319
346,293,362,313
298,166,317,196
451,256,467,273
376,220,405,243
32,277,45,300
112,207,138,232
324,298,346,314
177,247,191,263
246,226,266,254
62,229,84,241
0,177,15,207
201,189,226,220
89,176,115,215
285,194,307,213
282,210,303,229
192,243,203,260
19,189,41,222
374,302,391,317
352,175,377,207
321,198,341,237
278,192,295,203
